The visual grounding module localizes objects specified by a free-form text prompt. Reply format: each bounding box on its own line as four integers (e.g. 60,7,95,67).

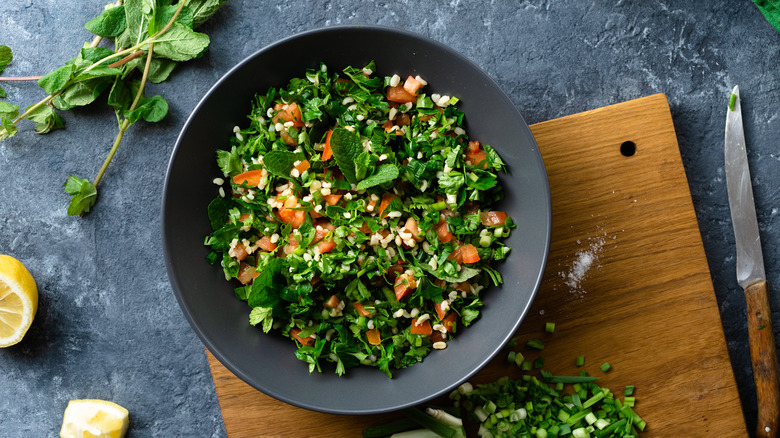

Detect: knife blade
725,85,780,438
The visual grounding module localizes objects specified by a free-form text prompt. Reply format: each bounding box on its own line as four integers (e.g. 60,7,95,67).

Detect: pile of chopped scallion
363,329,647,438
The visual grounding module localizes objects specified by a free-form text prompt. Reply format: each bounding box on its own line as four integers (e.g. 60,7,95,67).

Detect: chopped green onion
600,362,611,372
545,322,556,333
534,355,546,369
526,339,545,350
576,355,585,367
623,396,635,407
729,92,737,111
624,386,635,396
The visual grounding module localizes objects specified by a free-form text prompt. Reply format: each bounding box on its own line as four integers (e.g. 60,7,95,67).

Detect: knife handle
746,280,780,438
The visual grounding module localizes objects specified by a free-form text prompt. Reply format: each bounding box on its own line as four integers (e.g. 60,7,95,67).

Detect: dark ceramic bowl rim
162,24,551,415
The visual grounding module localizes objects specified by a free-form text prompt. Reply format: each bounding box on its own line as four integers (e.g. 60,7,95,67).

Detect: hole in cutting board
620,141,636,157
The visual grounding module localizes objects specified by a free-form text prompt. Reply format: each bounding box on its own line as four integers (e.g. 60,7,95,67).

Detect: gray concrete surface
1,1,778,436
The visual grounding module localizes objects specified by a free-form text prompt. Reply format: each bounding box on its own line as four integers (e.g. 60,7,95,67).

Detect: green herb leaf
207,196,232,230
52,78,111,110
84,5,127,37
64,175,98,216
0,101,20,120
188,0,226,27
152,23,210,62
117,0,149,47
356,163,399,190
216,148,242,176
38,64,76,95
328,127,361,184
73,66,122,81
154,4,194,32
25,104,65,134
124,94,169,123
146,58,177,83
80,46,119,65
418,262,480,283
249,306,274,333
263,150,302,177
0,45,12,75
0,116,19,141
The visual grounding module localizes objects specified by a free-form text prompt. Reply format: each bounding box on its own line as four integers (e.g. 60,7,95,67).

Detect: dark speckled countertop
1,1,778,436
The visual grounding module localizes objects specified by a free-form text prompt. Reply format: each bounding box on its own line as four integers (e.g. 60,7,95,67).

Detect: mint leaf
80,46,119,65
0,116,18,141
25,104,65,134
125,94,168,123
263,150,302,177
328,127,361,184
207,196,232,230
85,5,127,37
0,101,20,120
153,23,210,62
38,64,76,94
64,175,98,216
52,78,111,110
147,58,177,83
118,0,150,47
189,0,226,27
438,172,465,195
249,306,275,333
0,45,12,75
73,66,122,81
154,4,194,31
418,262,480,283
356,163,399,190
247,258,287,311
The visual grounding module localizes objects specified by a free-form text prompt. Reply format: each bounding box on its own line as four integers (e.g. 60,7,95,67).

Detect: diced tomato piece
434,301,447,320
317,239,337,253
272,102,304,127
238,213,252,222
449,244,480,264
455,282,471,292
232,243,248,261
322,130,333,160
378,193,397,218
430,331,446,343
403,76,423,96
467,140,481,153
310,209,323,219
442,313,457,333
290,328,314,346
256,236,277,252
291,210,306,228
382,120,394,132
236,262,258,284
323,194,342,206
366,328,382,345
394,273,417,301
387,85,416,103
404,217,424,242
396,113,411,127
280,129,298,146
280,237,299,258
324,294,341,310
294,159,310,175
410,318,433,335
386,263,405,282
353,302,373,317
232,170,264,187
480,211,508,227
436,222,452,243
465,148,487,168
310,275,321,286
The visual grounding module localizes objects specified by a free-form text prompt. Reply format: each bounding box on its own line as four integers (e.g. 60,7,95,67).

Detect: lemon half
60,399,130,438
0,254,38,347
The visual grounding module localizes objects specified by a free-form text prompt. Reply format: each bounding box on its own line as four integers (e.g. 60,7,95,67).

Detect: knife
725,85,780,438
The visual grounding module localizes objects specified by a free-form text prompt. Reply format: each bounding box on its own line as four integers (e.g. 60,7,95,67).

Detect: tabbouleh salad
204,61,514,377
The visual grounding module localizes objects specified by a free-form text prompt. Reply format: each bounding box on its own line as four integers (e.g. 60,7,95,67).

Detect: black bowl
162,25,551,415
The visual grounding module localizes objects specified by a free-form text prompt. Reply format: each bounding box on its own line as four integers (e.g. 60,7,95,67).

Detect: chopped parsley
204,61,515,377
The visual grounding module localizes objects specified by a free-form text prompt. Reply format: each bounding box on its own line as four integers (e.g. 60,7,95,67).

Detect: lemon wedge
60,399,130,438
0,254,38,347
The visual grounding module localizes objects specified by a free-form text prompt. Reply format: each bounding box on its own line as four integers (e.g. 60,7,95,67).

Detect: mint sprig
0,0,225,216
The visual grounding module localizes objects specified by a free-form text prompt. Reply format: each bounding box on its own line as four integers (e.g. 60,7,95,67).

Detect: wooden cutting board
206,93,746,436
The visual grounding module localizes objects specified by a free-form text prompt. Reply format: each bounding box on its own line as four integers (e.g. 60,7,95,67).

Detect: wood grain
746,280,780,437
206,94,746,437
